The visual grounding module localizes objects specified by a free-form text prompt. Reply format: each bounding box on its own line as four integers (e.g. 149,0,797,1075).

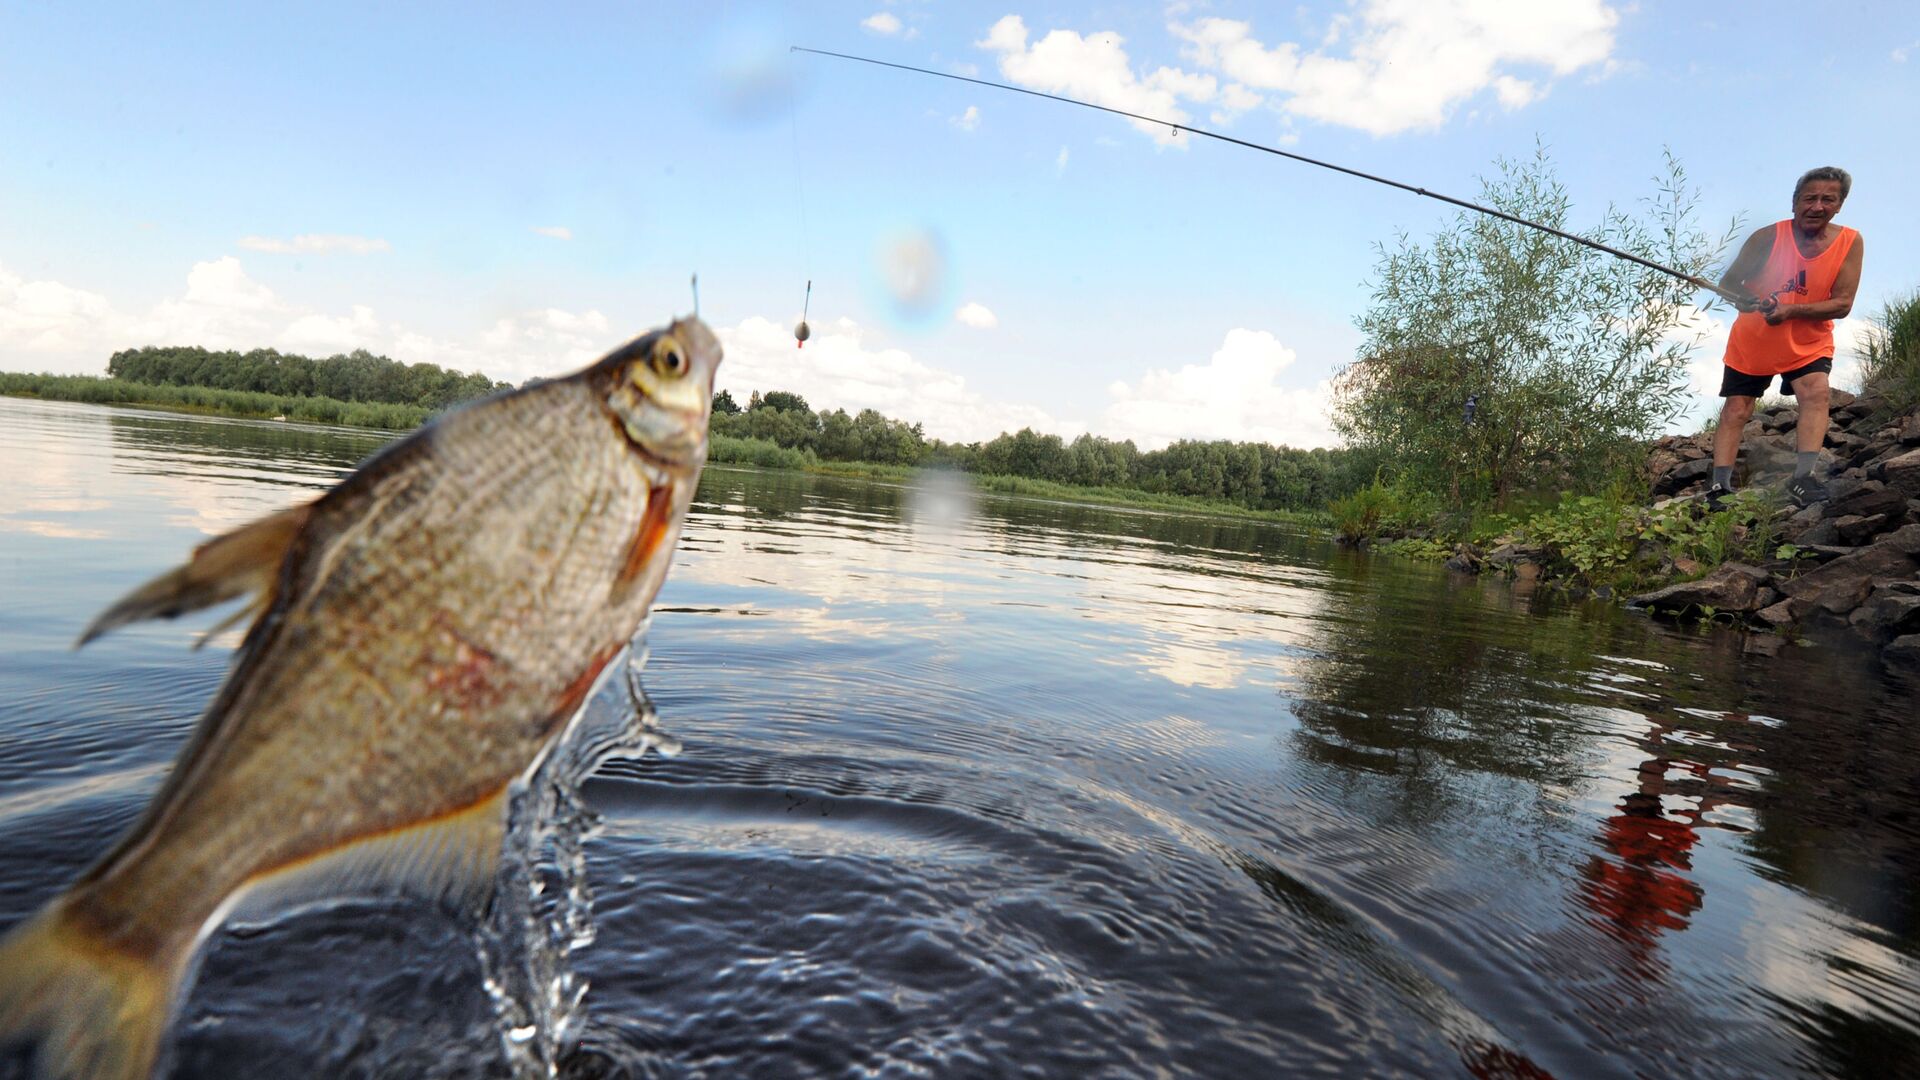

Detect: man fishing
1705,166,1864,510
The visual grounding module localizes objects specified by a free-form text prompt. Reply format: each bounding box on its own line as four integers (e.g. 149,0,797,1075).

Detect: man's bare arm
1769,236,1865,324
1718,227,1774,311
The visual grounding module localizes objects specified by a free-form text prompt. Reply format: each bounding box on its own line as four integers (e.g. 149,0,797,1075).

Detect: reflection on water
1,396,1917,1078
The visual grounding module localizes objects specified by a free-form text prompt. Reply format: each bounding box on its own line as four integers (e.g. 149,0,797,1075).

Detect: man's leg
1791,369,1831,465
1712,394,1757,485
1783,367,1833,506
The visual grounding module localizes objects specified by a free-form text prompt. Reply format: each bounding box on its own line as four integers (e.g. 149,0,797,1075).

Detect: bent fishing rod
791,45,1748,307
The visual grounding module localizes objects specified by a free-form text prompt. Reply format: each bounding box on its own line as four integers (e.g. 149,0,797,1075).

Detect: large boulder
1825,429,1870,461
1851,430,1903,468
1444,546,1481,574
1824,480,1908,521
1785,517,1840,547
1881,448,1920,498
1824,476,1869,505
1849,583,1920,640
1779,525,1920,617
1653,457,1714,497
1744,440,1797,480
1841,389,1886,420
1885,634,1920,668
1484,542,1546,567
1630,563,1775,615
1833,514,1890,545
1646,437,1709,485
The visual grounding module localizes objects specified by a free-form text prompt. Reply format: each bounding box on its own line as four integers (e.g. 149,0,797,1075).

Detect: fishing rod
791,45,1749,307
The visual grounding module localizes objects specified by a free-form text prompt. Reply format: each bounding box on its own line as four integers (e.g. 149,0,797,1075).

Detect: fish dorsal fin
77,502,314,648
226,786,509,927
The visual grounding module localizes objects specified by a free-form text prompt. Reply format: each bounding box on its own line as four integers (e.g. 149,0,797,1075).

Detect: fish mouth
609,404,708,470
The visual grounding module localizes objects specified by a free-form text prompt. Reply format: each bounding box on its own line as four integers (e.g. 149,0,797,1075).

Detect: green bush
1515,487,1781,587
1332,147,1732,505
1520,491,1645,581
1330,479,1393,543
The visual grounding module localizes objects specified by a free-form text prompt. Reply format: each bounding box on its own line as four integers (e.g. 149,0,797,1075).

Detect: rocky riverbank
1632,388,1920,668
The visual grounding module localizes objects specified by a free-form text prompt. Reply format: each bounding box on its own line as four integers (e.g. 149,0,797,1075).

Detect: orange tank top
1723,220,1858,376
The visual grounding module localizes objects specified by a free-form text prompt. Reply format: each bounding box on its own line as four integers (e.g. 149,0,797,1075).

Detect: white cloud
132,256,288,348
237,234,390,255
1893,40,1918,62
955,301,998,329
1055,145,1070,173
531,225,573,240
976,15,1214,147
0,263,117,354
0,255,617,385
280,304,384,355
715,315,1075,443
1492,75,1538,109
861,12,902,36
952,104,981,132
1104,328,1337,449
1170,2,1618,136
1219,82,1262,113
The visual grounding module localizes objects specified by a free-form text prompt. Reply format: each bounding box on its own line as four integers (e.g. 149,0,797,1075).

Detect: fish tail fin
77,502,312,647
0,905,183,1080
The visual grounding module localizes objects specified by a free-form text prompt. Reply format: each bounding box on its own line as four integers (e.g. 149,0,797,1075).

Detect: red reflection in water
1461,1036,1558,1079
1576,716,1746,978
1580,793,1706,947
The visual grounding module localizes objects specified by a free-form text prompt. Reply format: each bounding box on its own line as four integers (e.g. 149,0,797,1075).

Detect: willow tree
1332,147,1733,505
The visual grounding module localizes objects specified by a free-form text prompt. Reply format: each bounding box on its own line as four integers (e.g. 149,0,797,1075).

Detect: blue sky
2,2,1915,447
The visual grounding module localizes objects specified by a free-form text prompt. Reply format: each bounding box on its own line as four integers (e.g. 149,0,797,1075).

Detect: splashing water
474,629,680,1078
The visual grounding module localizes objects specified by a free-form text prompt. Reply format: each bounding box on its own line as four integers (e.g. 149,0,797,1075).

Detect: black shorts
1719,356,1832,399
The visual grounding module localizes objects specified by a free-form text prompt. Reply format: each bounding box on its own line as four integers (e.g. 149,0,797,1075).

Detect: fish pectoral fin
230,787,509,926
78,502,313,648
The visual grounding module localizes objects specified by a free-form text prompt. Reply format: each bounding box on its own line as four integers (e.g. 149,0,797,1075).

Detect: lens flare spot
875,228,951,324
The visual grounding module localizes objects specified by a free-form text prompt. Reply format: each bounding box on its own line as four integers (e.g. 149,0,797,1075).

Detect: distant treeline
712,390,1370,513
108,345,508,410
0,372,431,430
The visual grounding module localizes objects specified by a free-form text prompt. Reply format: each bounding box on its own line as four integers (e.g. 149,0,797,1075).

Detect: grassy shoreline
1333,474,1798,599
5,376,1325,526
2,373,430,430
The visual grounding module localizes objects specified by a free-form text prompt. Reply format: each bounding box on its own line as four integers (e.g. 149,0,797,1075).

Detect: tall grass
1860,289,1920,411
1328,477,1442,543
707,434,819,470
0,373,430,430
1329,480,1391,543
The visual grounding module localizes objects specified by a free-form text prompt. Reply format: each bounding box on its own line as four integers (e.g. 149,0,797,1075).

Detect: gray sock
1712,465,1733,489
1795,451,1819,478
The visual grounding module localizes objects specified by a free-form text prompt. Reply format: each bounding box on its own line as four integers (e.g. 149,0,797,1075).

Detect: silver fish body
0,317,720,1080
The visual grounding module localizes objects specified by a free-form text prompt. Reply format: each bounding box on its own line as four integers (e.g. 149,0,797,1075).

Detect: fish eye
650,338,689,378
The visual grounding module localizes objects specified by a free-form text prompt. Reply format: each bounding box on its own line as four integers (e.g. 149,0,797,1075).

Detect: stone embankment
1634,388,1920,667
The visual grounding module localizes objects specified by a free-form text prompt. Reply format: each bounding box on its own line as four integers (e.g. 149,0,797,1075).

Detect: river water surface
1,396,1916,1078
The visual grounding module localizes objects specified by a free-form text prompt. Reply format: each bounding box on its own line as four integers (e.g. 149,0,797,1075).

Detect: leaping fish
0,316,721,1080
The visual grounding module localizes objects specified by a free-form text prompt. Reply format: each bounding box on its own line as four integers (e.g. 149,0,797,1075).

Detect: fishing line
788,57,815,347
790,45,1747,306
